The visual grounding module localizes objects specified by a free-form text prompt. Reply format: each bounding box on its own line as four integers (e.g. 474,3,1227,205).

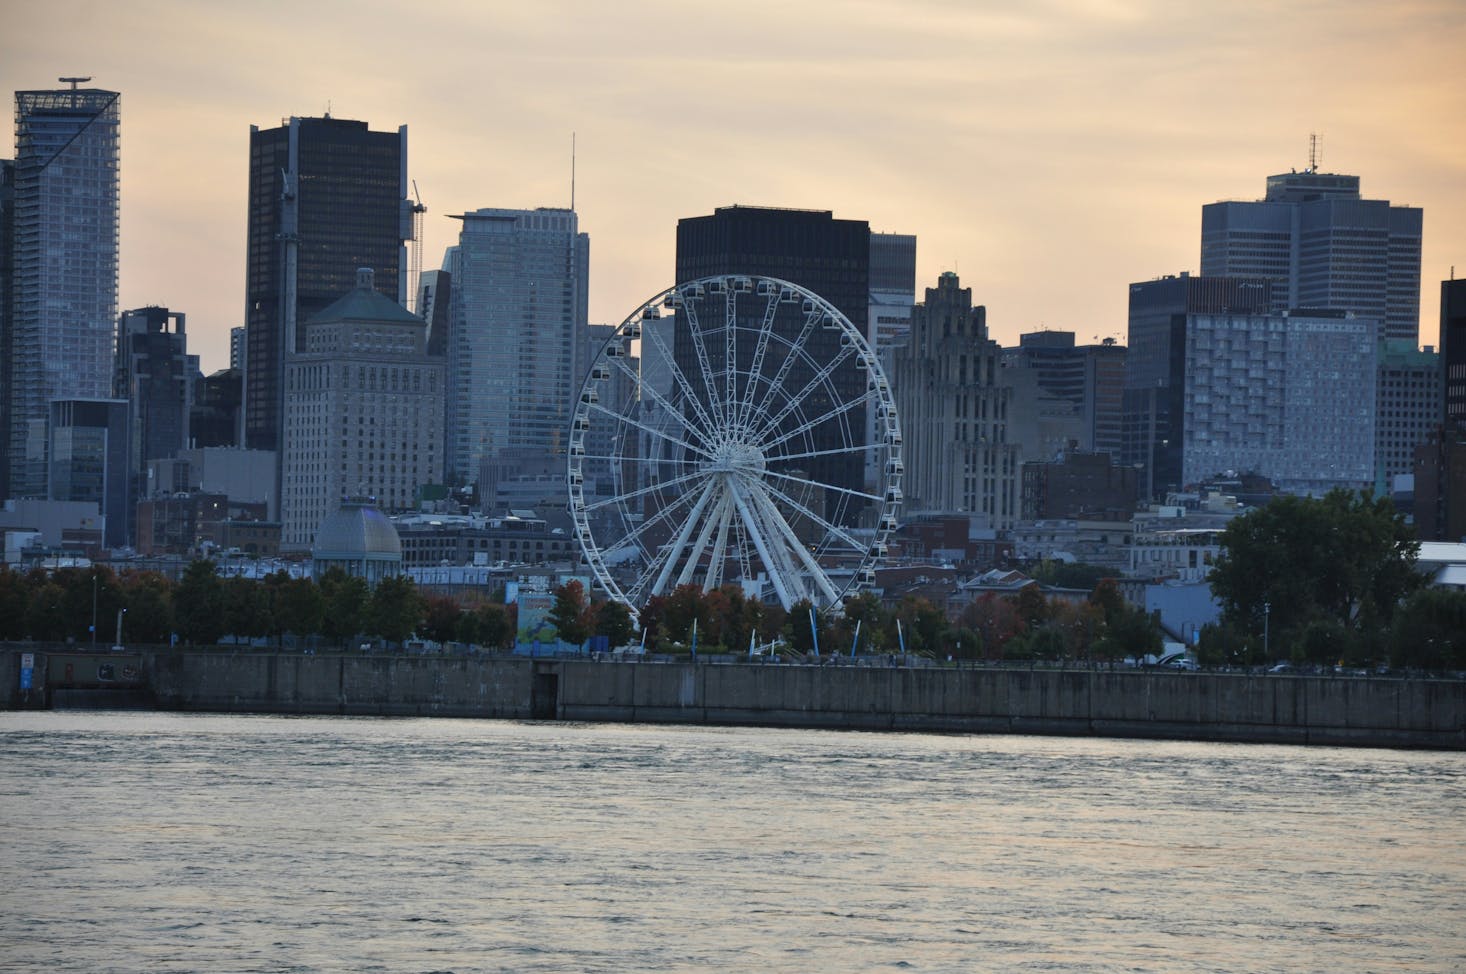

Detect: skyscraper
1003,331,1127,459
891,272,1019,527
115,306,198,543
675,205,871,523
1201,163,1422,343
280,268,444,549
4,80,120,500
443,208,588,486
1415,278,1466,540
1124,274,1272,498
243,115,410,454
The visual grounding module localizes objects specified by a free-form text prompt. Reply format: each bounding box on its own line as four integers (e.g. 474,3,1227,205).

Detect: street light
113,607,128,652
1263,601,1271,660
91,571,98,647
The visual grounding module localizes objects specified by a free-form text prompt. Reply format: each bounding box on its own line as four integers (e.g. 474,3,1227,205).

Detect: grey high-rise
4,80,120,500
1201,165,1422,343
243,115,410,454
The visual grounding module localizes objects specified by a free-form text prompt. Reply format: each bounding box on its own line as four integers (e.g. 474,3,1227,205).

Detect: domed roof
311,498,402,560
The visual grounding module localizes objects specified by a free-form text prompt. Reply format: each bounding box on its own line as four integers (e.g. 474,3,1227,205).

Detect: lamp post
113,607,127,651
91,571,98,647
1263,601,1271,661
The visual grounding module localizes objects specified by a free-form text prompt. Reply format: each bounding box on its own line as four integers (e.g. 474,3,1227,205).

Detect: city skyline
5,0,1464,375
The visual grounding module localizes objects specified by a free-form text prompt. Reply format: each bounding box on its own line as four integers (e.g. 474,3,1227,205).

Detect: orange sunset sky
6,0,1465,372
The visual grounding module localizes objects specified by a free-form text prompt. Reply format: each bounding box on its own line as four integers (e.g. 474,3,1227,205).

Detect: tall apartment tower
0,159,13,496
1374,339,1439,490
115,306,197,542
244,115,410,454
676,205,871,523
1124,274,1273,498
280,268,444,549
442,208,588,488
4,80,120,500
891,272,1019,528
1201,163,1423,343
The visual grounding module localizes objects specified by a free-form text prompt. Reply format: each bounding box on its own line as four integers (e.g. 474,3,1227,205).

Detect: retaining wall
3,647,1462,749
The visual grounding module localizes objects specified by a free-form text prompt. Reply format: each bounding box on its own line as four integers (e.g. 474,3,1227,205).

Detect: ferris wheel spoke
743,306,824,437
741,473,867,554
752,343,859,444
640,318,724,442
734,291,784,437
744,480,842,607
760,465,884,505
759,385,878,455
679,294,730,433
766,441,876,465
583,466,705,513
603,351,717,452
588,401,715,462
602,479,706,560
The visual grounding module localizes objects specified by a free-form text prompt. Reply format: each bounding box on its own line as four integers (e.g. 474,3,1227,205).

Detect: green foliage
0,569,28,640
275,576,325,643
120,572,173,644
319,567,369,647
25,580,68,641
221,575,271,643
174,560,224,646
421,596,463,645
366,575,424,646
595,599,635,649
547,580,592,647
1389,588,1466,669
1210,489,1420,653
893,596,948,656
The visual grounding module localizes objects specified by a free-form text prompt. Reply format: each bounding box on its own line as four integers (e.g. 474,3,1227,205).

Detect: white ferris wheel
567,275,903,613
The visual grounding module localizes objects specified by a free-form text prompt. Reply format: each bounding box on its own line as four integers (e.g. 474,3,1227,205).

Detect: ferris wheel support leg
649,480,720,599
675,485,732,590
746,481,843,608
728,479,798,611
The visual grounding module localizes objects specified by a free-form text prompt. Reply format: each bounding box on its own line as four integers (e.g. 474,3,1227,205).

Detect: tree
547,580,592,648
894,596,948,656
276,577,326,646
474,602,514,651
1389,588,1466,670
1209,489,1420,657
366,575,424,647
319,567,369,648
25,580,68,641
119,571,174,644
0,569,28,640
174,560,224,646
595,599,635,649
959,593,1025,659
221,576,271,644
421,596,463,645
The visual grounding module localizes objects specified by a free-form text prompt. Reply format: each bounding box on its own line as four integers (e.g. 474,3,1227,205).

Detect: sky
5,0,1465,373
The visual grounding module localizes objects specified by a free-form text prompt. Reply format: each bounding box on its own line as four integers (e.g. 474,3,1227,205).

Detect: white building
1181,310,1376,495
443,207,589,485
280,269,444,550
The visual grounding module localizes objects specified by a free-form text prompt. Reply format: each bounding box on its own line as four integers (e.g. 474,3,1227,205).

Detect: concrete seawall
4,647,1463,750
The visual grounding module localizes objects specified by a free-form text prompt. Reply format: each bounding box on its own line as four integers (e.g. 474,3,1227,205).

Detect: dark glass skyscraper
4,81,120,500
243,115,408,453
675,206,871,524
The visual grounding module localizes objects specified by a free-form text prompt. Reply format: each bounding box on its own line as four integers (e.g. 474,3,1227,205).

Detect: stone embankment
3,646,1462,750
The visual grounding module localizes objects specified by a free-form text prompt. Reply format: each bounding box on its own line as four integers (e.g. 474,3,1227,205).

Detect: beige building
890,272,1020,529
281,269,445,550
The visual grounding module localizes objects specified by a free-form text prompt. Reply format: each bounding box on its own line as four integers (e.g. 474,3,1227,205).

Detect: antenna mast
1308,132,1321,173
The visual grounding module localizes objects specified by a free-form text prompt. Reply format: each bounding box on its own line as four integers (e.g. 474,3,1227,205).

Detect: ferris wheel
567,275,903,613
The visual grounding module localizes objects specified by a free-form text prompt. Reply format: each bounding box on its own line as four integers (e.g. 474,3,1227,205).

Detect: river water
1,713,1463,973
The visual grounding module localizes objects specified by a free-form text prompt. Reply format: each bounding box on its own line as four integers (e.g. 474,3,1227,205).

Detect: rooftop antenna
570,132,577,212
59,77,90,107
1308,132,1321,173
